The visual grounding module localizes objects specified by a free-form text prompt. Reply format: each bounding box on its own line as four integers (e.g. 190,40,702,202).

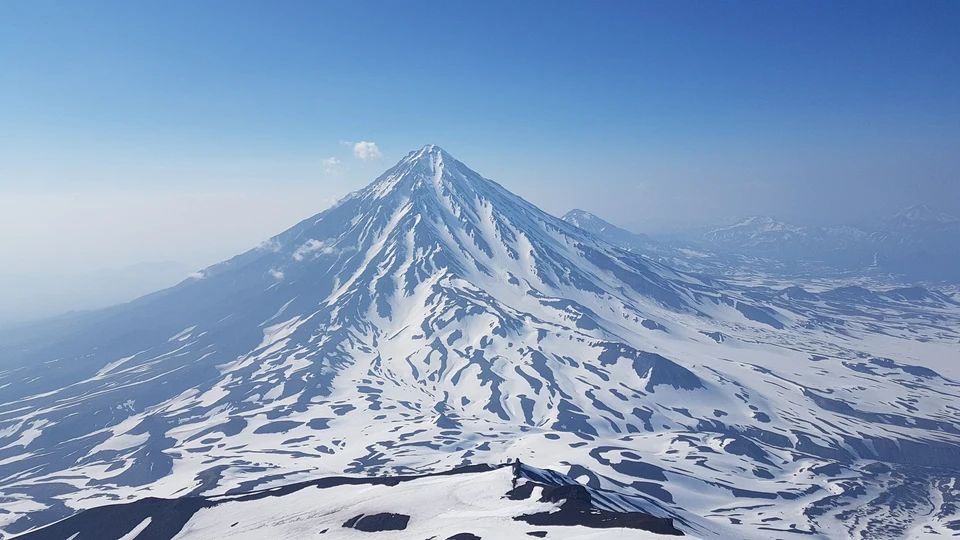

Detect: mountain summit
883,203,959,225
208,144,701,329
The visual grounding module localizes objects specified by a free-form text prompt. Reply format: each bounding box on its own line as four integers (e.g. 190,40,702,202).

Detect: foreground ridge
13,463,686,539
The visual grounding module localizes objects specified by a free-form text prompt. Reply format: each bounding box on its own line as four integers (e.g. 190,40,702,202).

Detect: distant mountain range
562,204,960,281
0,261,198,328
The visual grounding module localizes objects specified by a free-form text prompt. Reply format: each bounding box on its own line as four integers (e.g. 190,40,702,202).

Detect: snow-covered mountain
561,209,660,252
698,216,875,271
570,206,959,281
703,215,808,246
560,210,819,278
883,203,960,228
705,209,960,280
2,146,960,539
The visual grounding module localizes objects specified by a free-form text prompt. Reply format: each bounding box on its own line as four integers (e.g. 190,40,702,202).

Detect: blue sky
1,1,958,272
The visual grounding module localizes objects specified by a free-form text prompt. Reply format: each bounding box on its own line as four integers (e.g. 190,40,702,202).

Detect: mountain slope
2,146,960,539
561,209,660,252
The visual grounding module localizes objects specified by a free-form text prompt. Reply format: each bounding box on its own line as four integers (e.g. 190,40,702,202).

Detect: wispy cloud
352,141,382,161
293,239,338,261
257,238,282,252
323,157,341,176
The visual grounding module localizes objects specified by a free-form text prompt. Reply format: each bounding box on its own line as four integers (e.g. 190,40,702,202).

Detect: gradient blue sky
1,1,959,273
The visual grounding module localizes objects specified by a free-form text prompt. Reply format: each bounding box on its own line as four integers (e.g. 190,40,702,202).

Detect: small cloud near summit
352,141,382,161
323,157,341,176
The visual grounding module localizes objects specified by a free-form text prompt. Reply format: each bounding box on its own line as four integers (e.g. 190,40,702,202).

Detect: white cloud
293,238,338,261
257,238,282,252
352,141,382,161
268,268,284,280
322,157,341,176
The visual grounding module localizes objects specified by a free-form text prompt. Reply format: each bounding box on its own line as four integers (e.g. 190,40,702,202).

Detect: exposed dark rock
517,505,683,536
253,421,302,434
513,465,684,536
735,301,785,329
342,512,410,532
641,319,668,332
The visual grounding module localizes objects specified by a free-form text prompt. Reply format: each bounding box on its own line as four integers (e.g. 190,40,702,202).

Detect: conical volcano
4,146,960,539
